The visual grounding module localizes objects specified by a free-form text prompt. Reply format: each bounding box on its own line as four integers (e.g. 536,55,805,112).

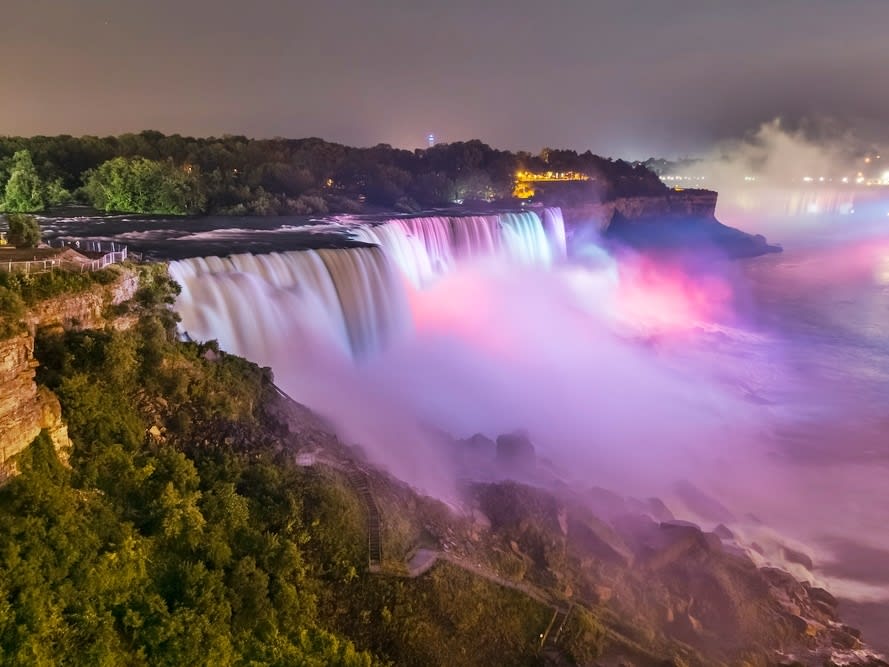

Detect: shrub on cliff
0,264,122,306
559,607,607,664
5,213,41,248
0,286,26,339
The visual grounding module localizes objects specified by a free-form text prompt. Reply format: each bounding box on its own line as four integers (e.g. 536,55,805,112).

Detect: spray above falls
168,205,748,501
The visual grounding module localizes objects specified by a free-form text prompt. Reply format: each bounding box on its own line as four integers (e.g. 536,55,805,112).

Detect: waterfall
352,208,566,287
171,207,566,360
170,246,409,361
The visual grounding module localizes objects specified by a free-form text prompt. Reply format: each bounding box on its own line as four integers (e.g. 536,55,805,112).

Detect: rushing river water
737,235,889,646
38,206,889,644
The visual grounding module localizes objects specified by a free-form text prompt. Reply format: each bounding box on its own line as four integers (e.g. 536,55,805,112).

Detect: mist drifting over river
165,198,889,641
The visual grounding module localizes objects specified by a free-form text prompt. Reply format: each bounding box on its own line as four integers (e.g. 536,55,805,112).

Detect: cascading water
170,245,409,361
351,208,565,287
169,206,572,497
172,208,566,359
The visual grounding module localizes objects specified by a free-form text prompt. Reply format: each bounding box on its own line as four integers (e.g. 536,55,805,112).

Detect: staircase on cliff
346,465,383,572
540,605,571,653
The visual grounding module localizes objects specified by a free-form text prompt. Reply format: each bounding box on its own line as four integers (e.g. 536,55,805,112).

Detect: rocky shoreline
279,401,887,666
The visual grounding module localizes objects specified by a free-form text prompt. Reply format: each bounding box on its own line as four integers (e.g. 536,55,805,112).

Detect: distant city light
882,171,889,184
659,175,705,182
427,133,436,148
802,176,813,182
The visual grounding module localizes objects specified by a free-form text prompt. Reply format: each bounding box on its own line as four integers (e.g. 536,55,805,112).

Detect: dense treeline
0,131,665,215
0,265,557,665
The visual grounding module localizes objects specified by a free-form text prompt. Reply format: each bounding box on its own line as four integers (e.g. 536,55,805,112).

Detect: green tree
84,157,206,214
0,286,26,339
43,178,70,206
3,150,45,212
5,213,41,248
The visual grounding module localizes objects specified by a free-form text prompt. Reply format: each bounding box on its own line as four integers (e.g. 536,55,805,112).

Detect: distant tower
427,133,436,148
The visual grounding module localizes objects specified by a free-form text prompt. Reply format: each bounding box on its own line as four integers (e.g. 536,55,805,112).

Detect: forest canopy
0,132,665,216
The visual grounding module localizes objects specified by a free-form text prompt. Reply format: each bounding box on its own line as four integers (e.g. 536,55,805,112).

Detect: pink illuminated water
170,208,889,644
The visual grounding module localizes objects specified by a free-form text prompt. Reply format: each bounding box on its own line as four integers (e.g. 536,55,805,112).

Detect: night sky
3,0,888,157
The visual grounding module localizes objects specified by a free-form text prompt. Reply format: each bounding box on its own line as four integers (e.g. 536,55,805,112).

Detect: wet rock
471,509,491,531
809,586,838,609
611,512,659,551
787,614,818,636
588,486,628,519
645,497,674,522
713,523,735,540
568,512,634,567
496,430,535,470
782,545,814,570
831,628,862,650
762,567,805,593
673,480,736,523
640,522,718,571
623,496,675,523
462,433,495,455
702,532,724,551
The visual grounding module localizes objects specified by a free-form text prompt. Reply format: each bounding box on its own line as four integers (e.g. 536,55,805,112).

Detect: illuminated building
512,170,590,198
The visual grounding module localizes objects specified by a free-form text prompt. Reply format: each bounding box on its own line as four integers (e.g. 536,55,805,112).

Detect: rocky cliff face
560,189,782,259
26,271,139,333
0,334,68,477
0,271,138,476
561,189,719,235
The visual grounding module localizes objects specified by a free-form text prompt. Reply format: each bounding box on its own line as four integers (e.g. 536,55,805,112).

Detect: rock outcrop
0,334,69,476
0,270,138,476
560,189,782,259
27,271,138,333
560,189,719,234
495,430,536,471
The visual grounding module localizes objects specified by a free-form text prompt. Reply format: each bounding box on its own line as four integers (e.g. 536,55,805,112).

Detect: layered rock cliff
560,189,781,258
26,271,139,333
0,270,138,476
0,334,68,478
561,189,719,234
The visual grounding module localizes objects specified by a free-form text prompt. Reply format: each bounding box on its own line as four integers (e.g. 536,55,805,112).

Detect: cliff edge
560,189,782,259
0,268,138,477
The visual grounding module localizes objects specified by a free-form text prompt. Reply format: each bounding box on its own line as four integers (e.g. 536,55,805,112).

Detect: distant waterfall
171,208,565,360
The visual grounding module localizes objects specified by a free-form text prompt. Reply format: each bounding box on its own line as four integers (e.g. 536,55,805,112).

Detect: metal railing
48,240,124,254
0,244,128,274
